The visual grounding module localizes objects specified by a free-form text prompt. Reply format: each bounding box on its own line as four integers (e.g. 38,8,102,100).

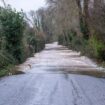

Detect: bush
0,6,25,63
58,30,77,46
34,37,45,52
80,18,89,40
58,35,64,45
25,27,45,54
88,36,105,60
71,36,87,52
0,6,46,77
0,50,15,68
58,30,90,56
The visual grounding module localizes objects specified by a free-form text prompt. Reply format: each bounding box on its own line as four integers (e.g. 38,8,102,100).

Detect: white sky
0,0,46,12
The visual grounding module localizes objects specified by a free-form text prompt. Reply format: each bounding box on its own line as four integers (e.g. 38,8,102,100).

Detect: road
0,42,105,105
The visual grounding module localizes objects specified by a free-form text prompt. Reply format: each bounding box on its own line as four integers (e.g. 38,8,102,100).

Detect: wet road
0,42,105,105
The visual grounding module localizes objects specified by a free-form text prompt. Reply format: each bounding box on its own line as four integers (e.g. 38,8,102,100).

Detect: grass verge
0,65,24,78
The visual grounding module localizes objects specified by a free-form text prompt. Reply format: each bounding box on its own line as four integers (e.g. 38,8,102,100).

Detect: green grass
0,64,25,77
0,65,15,77
0,69,8,77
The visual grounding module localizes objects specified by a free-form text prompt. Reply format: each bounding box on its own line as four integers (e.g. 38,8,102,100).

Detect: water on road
0,42,105,105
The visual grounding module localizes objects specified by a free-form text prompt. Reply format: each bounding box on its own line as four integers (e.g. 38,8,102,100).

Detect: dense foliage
0,5,45,76
0,6,25,63
44,0,105,62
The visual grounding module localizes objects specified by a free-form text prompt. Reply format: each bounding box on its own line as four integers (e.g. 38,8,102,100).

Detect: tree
0,6,25,63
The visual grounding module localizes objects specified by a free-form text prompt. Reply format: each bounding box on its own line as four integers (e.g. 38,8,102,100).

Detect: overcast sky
0,0,46,12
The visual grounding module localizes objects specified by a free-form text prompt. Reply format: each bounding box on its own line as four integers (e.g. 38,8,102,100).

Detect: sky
0,0,46,12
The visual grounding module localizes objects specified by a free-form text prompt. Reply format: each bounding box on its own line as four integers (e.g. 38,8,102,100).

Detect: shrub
58,30,77,46
0,6,25,63
0,50,15,68
89,36,105,60
25,27,45,54
58,35,65,45
71,36,87,52
80,18,89,40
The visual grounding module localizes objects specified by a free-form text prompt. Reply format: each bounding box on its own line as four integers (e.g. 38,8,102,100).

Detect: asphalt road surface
0,42,105,105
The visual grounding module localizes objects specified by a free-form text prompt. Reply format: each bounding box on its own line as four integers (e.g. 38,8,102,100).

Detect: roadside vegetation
0,0,105,77
39,0,105,65
0,2,45,77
